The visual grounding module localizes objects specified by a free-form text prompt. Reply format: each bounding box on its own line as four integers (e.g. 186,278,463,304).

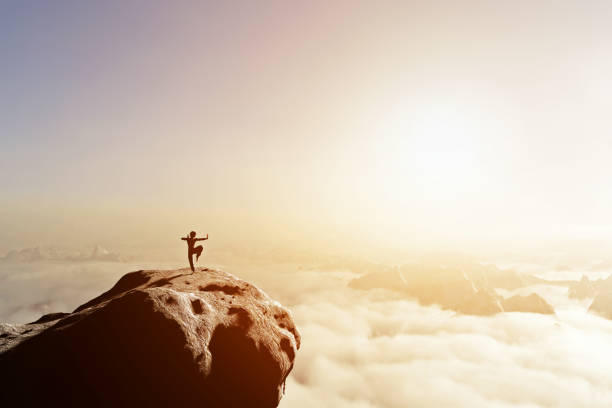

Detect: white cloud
275,270,612,408
0,260,165,323
3,260,612,407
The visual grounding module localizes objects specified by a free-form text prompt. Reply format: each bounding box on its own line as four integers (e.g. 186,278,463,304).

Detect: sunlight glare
380,102,487,201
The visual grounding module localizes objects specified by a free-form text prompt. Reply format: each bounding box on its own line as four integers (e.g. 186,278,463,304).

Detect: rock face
0,268,300,408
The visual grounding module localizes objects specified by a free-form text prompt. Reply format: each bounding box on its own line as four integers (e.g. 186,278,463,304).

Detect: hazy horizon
4,1,612,257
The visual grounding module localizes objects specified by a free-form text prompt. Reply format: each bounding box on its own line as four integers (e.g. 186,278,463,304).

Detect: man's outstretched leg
195,245,203,261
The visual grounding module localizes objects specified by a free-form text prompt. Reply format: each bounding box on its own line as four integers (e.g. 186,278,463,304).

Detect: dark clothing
189,245,203,271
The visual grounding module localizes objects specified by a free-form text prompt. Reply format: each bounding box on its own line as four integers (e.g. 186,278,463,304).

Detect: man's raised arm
180,237,187,240
196,234,209,241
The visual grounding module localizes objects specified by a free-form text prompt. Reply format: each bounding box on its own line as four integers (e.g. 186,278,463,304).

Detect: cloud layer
2,260,612,407
276,270,612,408
1,245,126,262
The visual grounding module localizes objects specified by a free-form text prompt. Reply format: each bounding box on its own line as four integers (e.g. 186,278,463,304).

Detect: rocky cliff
0,268,300,407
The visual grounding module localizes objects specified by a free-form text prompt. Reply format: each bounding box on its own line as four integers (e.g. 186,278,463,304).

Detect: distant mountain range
349,261,557,316
1,245,126,262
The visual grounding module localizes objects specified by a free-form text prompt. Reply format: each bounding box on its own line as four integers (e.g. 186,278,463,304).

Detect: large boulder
0,268,300,408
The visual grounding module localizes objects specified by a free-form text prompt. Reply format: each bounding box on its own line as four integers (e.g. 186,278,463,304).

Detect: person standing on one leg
181,231,208,272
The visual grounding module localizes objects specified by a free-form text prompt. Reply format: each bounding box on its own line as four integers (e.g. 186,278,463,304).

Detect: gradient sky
2,1,612,255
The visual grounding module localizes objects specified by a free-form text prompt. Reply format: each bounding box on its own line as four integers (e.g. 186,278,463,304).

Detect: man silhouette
181,231,208,272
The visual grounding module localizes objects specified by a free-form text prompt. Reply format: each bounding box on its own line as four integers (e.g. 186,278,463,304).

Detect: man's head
190,231,196,238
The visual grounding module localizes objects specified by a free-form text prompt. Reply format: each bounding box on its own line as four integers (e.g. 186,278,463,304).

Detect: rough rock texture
0,268,300,408
501,294,555,314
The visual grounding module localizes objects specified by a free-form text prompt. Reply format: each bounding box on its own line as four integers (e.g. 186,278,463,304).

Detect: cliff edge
0,268,300,407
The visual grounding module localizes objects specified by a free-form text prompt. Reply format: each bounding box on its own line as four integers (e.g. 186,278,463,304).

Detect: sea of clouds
0,261,141,323
2,258,612,407
272,269,612,408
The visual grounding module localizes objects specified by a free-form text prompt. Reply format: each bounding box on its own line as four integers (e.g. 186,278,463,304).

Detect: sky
3,0,612,257
5,4,612,406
